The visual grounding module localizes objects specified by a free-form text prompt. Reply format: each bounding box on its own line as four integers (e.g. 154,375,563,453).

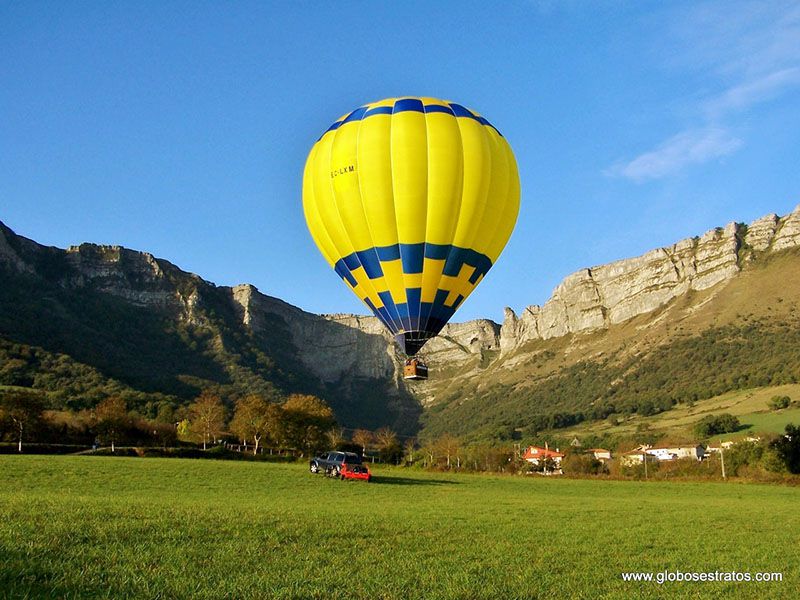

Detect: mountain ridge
2,204,799,439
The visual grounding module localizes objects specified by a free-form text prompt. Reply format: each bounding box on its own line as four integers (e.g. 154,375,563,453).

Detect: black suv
309,451,362,475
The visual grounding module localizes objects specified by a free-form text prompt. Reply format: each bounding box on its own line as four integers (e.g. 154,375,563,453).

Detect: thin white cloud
704,67,800,116
608,1,799,182
670,1,800,78
607,128,743,182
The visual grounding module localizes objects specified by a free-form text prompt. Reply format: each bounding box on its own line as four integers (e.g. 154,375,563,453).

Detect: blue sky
2,1,799,323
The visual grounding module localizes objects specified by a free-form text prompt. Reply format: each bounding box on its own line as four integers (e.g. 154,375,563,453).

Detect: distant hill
2,205,800,441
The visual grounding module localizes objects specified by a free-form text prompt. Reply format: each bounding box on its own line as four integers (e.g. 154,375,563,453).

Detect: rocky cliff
498,205,800,353
229,284,398,384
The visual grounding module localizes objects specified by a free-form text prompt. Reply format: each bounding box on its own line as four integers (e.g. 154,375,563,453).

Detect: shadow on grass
0,551,87,599
370,475,460,486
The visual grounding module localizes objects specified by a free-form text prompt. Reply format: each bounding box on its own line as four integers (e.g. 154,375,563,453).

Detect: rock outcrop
230,284,398,384
498,206,800,353
745,214,779,251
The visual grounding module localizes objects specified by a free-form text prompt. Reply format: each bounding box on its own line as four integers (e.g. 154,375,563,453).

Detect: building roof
523,446,564,459
622,449,649,455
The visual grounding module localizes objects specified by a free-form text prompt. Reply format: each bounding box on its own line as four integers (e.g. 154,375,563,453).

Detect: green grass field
1,456,798,599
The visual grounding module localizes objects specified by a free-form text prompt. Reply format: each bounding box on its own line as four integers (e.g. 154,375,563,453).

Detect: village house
646,445,705,462
706,440,734,454
522,446,564,471
708,436,760,454
585,448,612,462
620,446,658,467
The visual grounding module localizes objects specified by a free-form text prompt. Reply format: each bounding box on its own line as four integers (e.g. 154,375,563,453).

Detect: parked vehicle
340,463,371,482
309,451,362,475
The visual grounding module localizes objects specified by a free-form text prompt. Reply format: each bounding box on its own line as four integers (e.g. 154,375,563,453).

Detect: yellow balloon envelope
302,96,520,355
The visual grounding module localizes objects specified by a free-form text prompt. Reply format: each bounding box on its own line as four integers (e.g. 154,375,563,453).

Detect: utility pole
644,449,648,480
720,445,727,480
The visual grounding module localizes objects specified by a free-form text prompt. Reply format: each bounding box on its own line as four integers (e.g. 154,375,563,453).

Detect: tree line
5,386,800,479
0,387,414,463
0,387,341,456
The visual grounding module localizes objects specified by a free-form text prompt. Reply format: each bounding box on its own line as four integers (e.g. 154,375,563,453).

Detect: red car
339,463,371,482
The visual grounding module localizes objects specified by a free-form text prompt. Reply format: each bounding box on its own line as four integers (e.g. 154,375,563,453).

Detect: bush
616,459,659,480
768,395,791,410
759,448,787,473
651,457,718,479
562,453,606,475
771,424,800,474
694,413,741,438
725,441,765,476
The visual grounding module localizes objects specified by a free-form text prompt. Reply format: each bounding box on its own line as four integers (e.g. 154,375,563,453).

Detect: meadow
555,383,800,444
1,456,798,599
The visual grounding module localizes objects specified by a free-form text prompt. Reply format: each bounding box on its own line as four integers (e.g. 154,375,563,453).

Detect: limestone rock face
691,222,741,290
772,205,800,251
745,213,779,251
497,209,800,354
230,284,398,384
63,244,177,309
423,319,501,366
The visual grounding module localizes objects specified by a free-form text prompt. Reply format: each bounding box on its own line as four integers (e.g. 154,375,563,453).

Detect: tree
374,427,396,450
229,395,281,455
0,389,46,452
94,396,129,452
403,438,416,465
155,402,176,425
772,424,800,474
561,452,606,475
151,421,177,448
281,394,336,456
176,419,190,440
187,390,226,450
462,444,512,472
352,429,373,457
375,427,402,464
0,358,31,386
326,427,345,450
694,413,741,438
433,433,461,468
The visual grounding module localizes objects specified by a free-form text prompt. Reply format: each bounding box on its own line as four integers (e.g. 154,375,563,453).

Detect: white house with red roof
522,446,564,468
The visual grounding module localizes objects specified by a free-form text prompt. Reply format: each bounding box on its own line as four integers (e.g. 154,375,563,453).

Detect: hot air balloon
302,97,520,380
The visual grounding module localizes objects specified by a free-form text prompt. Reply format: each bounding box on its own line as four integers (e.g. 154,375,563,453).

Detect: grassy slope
559,384,800,444
1,456,799,599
